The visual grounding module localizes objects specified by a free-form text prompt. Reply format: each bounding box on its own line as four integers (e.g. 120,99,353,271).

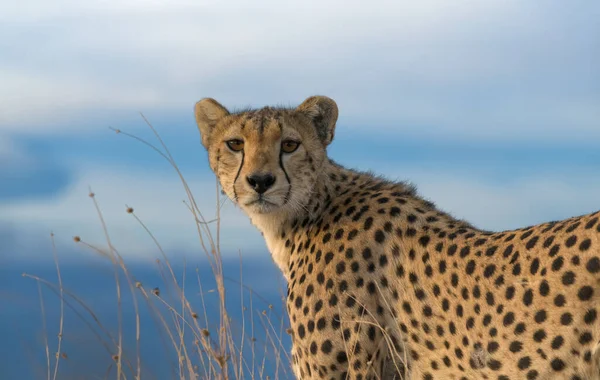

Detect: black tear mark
278,120,292,204
232,151,245,202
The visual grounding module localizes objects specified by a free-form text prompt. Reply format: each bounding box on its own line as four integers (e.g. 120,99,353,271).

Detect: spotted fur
195,95,600,380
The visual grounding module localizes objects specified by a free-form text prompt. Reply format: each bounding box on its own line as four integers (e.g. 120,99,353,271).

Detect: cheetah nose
246,173,276,194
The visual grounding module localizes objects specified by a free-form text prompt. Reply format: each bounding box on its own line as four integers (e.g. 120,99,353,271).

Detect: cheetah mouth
244,197,279,212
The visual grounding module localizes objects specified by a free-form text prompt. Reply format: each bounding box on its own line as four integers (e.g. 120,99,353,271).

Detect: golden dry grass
22,116,292,380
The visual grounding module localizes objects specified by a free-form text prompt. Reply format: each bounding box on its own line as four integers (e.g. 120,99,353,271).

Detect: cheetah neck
249,158,475,278
248,159,339,275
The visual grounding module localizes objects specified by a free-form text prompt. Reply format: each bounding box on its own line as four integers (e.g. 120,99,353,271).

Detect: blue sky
1,0,599,262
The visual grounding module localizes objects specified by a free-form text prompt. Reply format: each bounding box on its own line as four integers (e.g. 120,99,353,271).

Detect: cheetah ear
296,95,339,146
194,98,230,148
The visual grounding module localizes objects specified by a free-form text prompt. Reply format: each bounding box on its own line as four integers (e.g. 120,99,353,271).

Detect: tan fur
195,96,600,379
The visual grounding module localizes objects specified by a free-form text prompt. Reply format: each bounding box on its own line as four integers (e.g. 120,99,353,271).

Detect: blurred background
1,0,599,378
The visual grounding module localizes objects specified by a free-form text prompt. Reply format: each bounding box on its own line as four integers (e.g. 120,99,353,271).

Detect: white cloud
3,163,599,261
1,0,598,141
0,135,33,169
386,168,600,232
0,165,267,261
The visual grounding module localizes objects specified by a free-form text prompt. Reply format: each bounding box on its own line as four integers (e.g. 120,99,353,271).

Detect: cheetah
194,95,600,380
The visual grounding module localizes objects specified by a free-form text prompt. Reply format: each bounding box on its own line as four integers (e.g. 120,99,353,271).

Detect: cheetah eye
226,139,244,152
281,140,300,153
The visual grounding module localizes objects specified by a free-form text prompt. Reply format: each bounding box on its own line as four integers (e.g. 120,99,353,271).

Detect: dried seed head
216,355,227,367
114,129,121,134
88,192,95,198
73,236,81,243
268,304,273,309
61,352,68,359
135,282,142,288
251,337,256,342
126,207,134,214
112,355,119,361
201,329,210,337
152,287,160,296
285,328,293,335
191,312,198,319
261,310,267,315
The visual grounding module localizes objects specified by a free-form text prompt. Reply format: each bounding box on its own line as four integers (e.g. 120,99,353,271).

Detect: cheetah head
194,95,338,217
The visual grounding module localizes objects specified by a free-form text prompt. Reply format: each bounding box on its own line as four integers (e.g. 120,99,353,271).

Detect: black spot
550,358,565,371
297,324,306,339
503,312,515,326
517,356,531,370
439,260,447,274
562,271,576,286
584,309,597,324
487,359,502,370
374,230,385,243
580,239,592,251
474,238,487,247
317,317,326,330
586,257,600,273
466,260,476,275
484,264,496,278
336,351,348,364
485,246,497,256
487,341,499,354
451,273,459,287
534,310,547,323
379,255,388,267
502,244,514,258
505,286,515,300
362,248,372,260
550,336,564,350
578,286,594,301
514,323,526,335
552,257,564,271
539,280,550,296
530,258,540,275
324,252,334,264
523,289,534,307
560,313,573,325
579,332,593,345
533,329,546,342
526,236,539,250
510,341,523,353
